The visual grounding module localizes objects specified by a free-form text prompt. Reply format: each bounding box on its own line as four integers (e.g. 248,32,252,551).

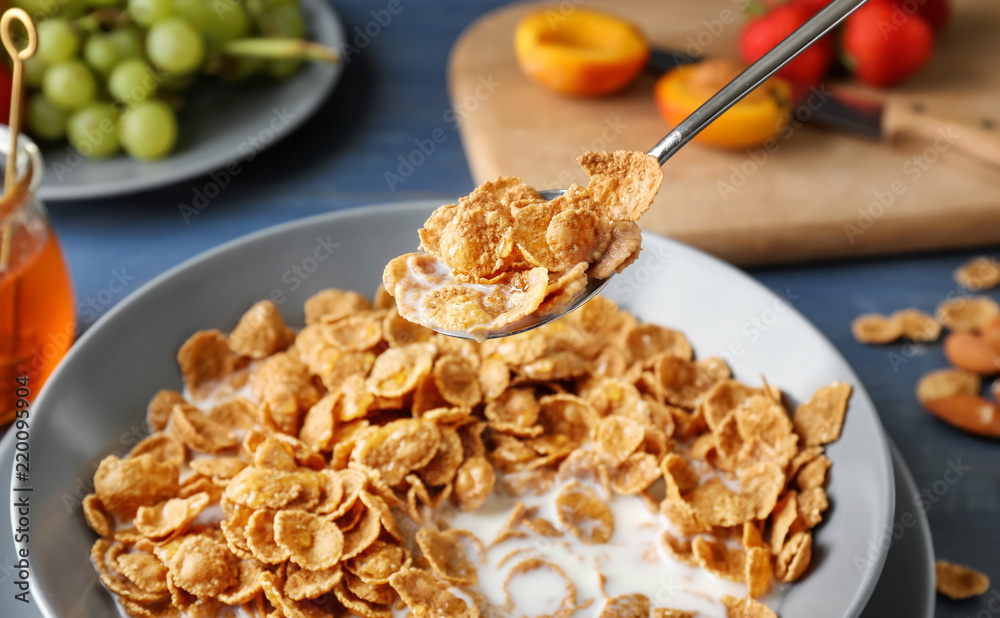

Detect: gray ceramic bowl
20,202,894,617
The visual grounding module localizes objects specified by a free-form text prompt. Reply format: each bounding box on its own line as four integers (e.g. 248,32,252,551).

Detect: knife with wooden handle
881,100,1000,168
647,48,1000,168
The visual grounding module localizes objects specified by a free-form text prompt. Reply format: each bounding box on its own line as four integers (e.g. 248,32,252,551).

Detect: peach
514,8,650,97
655,59,791,150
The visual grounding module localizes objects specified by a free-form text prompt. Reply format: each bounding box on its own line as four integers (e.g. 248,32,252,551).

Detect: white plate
18,201,895,617
36,0,344,201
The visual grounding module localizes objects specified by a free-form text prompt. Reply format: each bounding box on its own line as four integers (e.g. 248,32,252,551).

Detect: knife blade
645,48,1000,168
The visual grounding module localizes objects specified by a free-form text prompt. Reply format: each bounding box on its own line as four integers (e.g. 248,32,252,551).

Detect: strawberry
739,3,834,85
911,0,950,33
792,0,831,15
842,0,935,87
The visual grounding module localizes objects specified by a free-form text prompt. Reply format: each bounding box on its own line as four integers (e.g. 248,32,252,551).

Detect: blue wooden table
34,1,1000,615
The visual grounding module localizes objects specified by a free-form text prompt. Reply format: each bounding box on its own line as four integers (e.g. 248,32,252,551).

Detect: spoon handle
647,0,869,166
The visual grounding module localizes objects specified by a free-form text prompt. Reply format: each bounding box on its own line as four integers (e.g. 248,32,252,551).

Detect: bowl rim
22,200,895,618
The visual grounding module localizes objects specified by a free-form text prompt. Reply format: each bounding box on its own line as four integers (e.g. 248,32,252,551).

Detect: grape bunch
13,0,336,160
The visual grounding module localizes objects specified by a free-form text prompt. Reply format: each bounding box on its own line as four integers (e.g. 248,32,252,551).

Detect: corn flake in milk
383,151,662,338
84,277,852,617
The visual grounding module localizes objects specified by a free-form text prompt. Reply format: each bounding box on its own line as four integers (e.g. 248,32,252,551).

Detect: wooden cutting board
448,0,1000,266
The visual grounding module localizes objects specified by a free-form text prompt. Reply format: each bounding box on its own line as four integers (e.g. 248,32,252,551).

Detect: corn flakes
600,593,651,617
134,493,210,541
893,308,942,342
229,300,291,359
792,382,852,446
774,531,811,582
721,595,778,618
165,534,239,597
935,560,991,599
176,330,234,393
652,610,696,618
954,257,1000,291
578,150,662,222
365,343,435,398
94,455,181,519
453,455,496,511
147,390,185,432
274,509,344,570
937,296,1000,332
693,536,746,582
850,314,903,344
304,289,372,325
390,568,478,618
917,368,982,403
556,481,615,544
88,284,854,617
130,433,186,467
746,546,771,598
589,222,643,280
416,528,478,586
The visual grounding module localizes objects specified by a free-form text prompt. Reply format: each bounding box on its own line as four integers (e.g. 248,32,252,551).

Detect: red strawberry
842,0,935,87
911,0,950,33
793,0,831,15
739,4,834,85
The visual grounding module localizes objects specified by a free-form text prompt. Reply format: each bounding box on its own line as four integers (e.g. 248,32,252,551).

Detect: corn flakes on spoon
386,0,868,341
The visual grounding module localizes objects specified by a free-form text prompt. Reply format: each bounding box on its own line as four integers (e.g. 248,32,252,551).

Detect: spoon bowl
431,190,621,341
434,0,869,340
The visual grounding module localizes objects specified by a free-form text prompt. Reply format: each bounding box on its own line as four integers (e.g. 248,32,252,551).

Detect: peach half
655,59,792,150
514,8,650,97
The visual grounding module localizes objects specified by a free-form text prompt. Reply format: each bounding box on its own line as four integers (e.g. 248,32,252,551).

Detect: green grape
55,0,88,18
269,5,304,37
42,60,96,110
83,34,119,77
37,19,80,64
14,0,85,19
127,0,173,27
107,29,144,60
23,57,47,88
27,95,68,140
118,100,177,160
67,103,121,158
146,17,205,75
10,0,50,15
203,3,250,43
170,0,211,31
108,58,158,104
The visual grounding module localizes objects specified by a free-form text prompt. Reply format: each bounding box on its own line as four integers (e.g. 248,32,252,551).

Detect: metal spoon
442,0,869,341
